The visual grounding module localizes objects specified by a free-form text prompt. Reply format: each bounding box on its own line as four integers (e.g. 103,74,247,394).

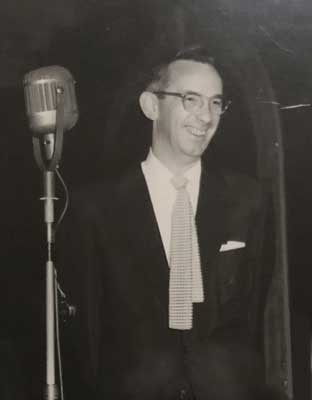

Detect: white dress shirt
141,149,201,263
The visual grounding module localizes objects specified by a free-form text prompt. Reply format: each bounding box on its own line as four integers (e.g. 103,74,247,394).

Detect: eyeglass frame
151,90,231,116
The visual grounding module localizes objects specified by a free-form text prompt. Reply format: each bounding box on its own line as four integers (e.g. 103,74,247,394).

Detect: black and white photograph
1,1,312,399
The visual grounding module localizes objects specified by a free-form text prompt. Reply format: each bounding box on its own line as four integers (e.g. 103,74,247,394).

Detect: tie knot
171,175,188,190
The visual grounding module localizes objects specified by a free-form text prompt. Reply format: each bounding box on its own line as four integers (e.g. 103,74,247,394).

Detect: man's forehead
167,59,223,93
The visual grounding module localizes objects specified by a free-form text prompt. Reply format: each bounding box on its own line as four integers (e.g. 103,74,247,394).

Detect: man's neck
151,149,200,176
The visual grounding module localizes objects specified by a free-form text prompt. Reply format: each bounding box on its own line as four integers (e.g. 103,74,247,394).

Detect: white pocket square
219,241,246,252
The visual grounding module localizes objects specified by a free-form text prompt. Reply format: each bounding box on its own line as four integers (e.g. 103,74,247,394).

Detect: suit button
228,276,235,285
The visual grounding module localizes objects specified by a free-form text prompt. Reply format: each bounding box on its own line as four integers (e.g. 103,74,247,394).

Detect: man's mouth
187,126,207,137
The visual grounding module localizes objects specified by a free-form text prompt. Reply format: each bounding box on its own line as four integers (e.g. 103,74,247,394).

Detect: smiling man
140,59,223,173
61,46,270,400
138,56,230,333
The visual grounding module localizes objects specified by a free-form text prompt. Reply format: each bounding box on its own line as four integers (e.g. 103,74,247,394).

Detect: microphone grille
23,66,78,134
24,80,57,112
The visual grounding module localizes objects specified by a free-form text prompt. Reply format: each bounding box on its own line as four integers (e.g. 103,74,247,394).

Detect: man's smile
186,126,208,138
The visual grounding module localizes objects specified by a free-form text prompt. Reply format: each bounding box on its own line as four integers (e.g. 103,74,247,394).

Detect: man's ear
139,91,159,121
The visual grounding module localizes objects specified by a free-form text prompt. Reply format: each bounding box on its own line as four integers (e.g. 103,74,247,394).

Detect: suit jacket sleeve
56,185,105,394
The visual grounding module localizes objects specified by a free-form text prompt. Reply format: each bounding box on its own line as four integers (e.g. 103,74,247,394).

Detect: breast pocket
215,248,250,318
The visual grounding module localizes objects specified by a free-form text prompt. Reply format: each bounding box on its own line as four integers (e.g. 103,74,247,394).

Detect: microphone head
23,66,79,136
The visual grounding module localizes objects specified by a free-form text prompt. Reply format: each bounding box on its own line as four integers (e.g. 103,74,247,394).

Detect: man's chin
179,150,205,166
184,142,210,159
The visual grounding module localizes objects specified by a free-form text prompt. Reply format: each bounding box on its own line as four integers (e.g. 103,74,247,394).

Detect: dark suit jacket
58,162,271,400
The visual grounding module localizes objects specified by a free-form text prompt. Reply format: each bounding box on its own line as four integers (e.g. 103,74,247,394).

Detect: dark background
1,1,312,399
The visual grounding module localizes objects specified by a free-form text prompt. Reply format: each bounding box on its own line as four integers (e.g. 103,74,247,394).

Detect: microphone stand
32,87,65,400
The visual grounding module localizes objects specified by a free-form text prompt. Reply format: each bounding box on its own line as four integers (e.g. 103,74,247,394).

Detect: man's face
152,60,223,172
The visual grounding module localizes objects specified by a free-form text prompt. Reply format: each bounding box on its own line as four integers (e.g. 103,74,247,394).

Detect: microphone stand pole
43,170,57,400
32,87,65,400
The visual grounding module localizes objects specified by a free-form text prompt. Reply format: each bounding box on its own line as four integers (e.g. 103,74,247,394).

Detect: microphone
23,65,79,136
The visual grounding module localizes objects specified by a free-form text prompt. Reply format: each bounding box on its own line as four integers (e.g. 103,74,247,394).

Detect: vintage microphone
23,66,78,400
24,66,78,169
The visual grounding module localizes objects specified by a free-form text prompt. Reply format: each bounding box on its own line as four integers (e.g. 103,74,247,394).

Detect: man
60,47,270,399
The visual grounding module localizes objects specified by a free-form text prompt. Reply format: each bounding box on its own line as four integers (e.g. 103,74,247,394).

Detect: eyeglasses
152,91,231,116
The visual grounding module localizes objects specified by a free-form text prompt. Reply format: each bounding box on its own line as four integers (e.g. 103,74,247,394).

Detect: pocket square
219,240,246,252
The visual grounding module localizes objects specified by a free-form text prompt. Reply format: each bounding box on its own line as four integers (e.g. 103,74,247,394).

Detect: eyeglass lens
183,93,225,115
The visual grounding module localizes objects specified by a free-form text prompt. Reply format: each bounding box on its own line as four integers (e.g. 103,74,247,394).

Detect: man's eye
211,98,223,107
184,94,199,103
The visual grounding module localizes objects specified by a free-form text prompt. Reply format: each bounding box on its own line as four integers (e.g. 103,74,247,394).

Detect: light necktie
169,175,204,330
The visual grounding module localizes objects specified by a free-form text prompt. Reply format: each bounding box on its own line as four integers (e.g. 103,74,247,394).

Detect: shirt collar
143,149,174,184
144,149,201,185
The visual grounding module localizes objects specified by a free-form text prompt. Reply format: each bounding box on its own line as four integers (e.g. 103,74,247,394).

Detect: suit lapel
118,166,169,313
196,168,229,286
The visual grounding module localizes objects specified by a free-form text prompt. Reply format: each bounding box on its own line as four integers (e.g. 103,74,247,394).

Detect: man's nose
196,101,213,123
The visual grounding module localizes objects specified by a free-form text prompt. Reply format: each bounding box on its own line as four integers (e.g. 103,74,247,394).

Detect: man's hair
145,45,218,92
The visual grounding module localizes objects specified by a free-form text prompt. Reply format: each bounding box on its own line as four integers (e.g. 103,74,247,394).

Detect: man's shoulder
203,166,263,210
70,164,144,214
221,169,261,195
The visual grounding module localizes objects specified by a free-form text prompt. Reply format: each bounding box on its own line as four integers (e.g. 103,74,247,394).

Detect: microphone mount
33,86,65,172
